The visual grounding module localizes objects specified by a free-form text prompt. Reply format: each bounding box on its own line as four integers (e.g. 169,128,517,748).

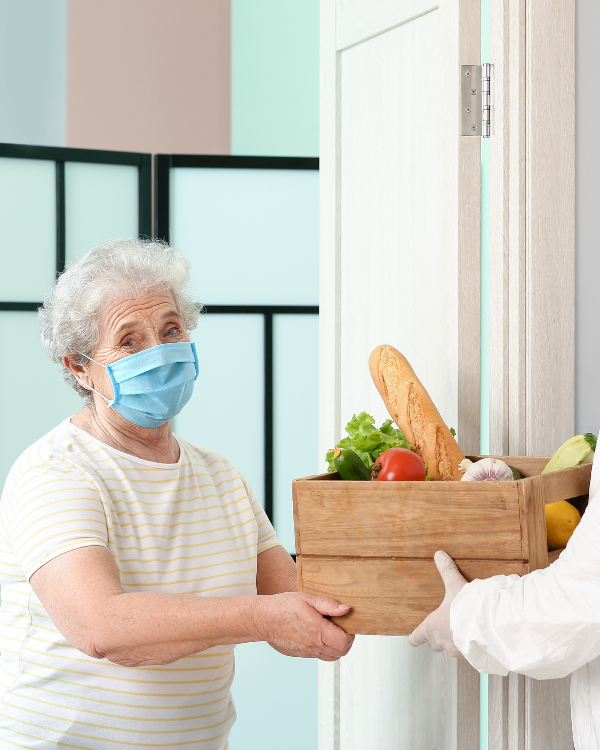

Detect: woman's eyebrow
156,308,183,322
112,310,183,339
112,319,144,338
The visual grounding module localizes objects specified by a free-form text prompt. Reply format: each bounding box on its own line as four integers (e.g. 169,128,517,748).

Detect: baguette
369,345,465,481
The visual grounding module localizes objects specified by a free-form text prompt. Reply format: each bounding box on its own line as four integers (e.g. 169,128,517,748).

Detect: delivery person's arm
409,457,600,679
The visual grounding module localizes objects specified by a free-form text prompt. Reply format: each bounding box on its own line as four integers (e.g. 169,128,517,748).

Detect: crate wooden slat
292,457,591,636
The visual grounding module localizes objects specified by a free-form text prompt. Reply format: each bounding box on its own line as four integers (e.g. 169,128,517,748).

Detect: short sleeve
239,476,281,555
5,464,108,580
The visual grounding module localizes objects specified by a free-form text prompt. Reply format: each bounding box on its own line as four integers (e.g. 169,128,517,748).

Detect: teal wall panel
0,0,66,147
170,166,319,306
231,0,319,157
0,157,57,302
0,312,82,489
65,162,139,266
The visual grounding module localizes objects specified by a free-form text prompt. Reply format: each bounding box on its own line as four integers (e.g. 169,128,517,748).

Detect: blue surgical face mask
75,342,199,429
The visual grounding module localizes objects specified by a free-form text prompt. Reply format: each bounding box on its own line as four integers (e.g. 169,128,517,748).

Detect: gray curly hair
39,238,202,399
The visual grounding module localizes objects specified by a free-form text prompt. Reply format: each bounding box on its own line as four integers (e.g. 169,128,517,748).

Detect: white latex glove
407,550,467,657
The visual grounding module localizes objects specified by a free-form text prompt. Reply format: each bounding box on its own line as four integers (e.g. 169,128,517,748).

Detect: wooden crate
292,456,591,636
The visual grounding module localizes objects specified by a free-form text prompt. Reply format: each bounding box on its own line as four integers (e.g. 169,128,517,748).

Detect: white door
319,0,482,748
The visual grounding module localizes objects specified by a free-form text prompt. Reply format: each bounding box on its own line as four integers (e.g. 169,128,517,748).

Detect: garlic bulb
461,457,514,482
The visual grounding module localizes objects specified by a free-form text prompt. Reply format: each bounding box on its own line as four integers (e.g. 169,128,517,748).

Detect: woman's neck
70,400,180,464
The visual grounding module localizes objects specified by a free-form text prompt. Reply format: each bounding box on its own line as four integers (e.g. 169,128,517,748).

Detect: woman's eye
165,327,181,337
123,338,135,347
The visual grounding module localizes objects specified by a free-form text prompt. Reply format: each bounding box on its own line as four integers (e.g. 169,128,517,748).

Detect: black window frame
154,154,319,523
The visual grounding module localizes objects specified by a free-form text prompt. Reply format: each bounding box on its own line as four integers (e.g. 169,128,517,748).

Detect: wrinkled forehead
97,288,182,342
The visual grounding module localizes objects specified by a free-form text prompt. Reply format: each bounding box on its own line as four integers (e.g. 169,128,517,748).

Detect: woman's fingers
321,620,354,654
263,592,356,661
307,594,352,618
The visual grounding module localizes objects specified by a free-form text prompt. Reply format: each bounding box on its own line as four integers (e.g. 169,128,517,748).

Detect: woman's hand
255,591,355,661
407,550,467,657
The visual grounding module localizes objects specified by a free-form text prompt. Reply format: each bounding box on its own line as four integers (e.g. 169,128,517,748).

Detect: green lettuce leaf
325,411,412,471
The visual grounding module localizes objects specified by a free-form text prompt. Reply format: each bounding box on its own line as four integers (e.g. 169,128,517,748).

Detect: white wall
575,0,600,435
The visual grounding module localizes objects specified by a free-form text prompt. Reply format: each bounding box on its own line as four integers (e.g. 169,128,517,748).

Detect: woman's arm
256,545,298,595
30,545,353,667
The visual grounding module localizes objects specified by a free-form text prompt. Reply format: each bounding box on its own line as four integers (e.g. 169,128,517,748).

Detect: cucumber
333,448,371,481
508,465,521,480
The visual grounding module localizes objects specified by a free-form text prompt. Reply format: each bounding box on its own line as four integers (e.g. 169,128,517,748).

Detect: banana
542,434,596,474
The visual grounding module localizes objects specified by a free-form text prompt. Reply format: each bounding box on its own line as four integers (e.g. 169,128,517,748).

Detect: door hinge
461,64,493,137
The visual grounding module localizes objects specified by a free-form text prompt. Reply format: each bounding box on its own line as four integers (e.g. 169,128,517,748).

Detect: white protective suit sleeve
450,449,600,679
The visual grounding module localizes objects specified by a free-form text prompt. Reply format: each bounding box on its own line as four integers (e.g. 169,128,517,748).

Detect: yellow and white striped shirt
0,419,280,749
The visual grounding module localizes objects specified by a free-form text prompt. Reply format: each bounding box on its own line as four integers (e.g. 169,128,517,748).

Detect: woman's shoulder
177,436,232,469
176,437,259,503
176,436,245,479
5,419,92,489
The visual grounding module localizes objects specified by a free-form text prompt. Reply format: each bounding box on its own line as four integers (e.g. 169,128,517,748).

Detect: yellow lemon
545,500,581,551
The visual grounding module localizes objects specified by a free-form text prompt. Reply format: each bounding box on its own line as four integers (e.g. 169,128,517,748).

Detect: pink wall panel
67,0,230,154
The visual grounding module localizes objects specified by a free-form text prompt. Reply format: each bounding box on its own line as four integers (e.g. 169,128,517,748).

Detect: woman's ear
63,353,91,389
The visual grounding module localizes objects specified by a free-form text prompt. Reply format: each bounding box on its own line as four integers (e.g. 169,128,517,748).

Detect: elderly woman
0,239,353,749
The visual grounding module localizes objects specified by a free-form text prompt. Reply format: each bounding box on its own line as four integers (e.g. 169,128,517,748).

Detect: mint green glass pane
0,157,56,302
0,312,82,490
273,314,319,553
65,162,138,265
172,314,265,504
230,641,317,750
170,167,319,305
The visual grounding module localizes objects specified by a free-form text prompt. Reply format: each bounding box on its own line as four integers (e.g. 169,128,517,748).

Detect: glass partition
170,164,319,305
173,313,266,504
159,155,319,537
0,312,82,484
0,157,56,302
65,162,139,265
273,313,319,552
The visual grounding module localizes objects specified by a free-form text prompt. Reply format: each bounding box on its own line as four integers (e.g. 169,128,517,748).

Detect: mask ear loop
73,351,112,405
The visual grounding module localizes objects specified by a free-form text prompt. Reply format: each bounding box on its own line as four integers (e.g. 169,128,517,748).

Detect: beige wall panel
67,0,230,154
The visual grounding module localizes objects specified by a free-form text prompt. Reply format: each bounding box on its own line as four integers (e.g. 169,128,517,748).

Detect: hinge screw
471,124,478,131
465,107,472,113
471,89,477,95
465,70,471,77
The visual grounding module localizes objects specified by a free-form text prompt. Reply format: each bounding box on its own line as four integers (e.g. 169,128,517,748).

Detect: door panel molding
336,0,438,50
489,0,575,746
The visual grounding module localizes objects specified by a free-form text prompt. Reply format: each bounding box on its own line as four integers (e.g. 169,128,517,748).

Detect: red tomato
371,448,426,481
